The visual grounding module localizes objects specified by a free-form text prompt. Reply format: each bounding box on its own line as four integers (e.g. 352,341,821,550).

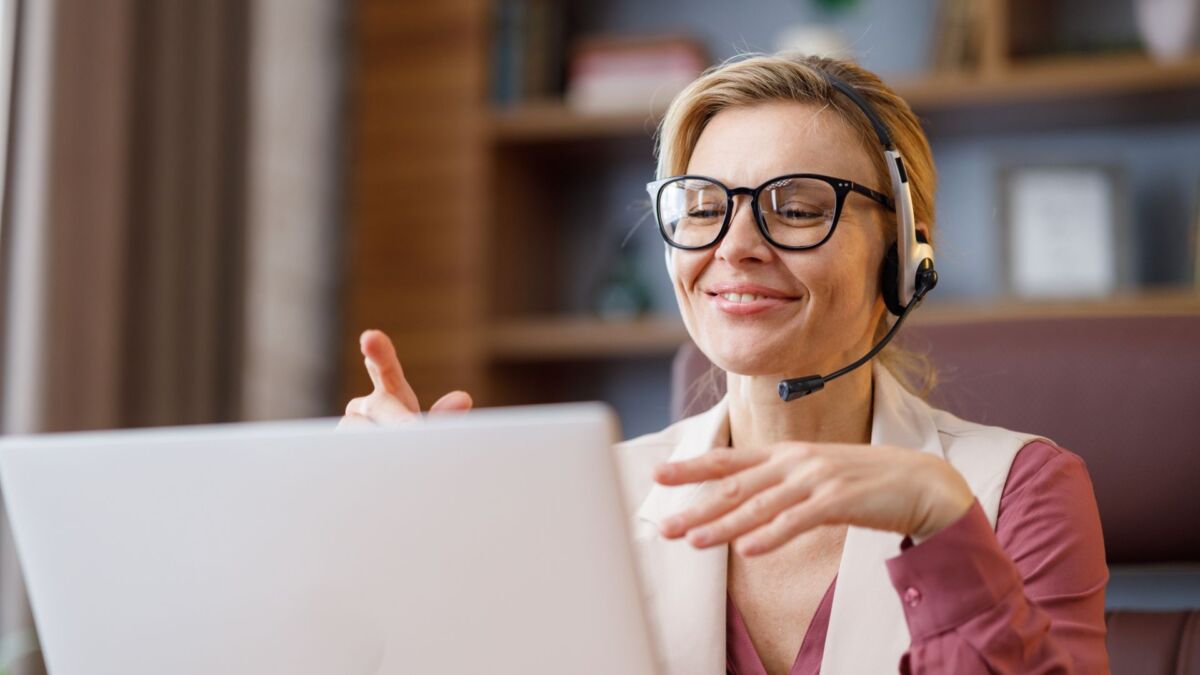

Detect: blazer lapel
820,366,946,675
633,395,731,675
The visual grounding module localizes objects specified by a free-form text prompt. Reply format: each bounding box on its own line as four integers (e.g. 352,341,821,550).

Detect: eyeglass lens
657,176,838,249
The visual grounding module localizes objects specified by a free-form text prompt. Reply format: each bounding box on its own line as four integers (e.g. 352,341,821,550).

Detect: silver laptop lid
0,403,658,675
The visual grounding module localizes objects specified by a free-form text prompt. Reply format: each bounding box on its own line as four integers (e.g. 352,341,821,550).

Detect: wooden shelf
484,290,1200,362
916,288,1200,324
487,51,1200,144
894,52,1200,109
489,100,666,143
486,314,688,361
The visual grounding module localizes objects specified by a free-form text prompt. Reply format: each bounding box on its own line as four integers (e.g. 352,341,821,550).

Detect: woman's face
670,101,891,378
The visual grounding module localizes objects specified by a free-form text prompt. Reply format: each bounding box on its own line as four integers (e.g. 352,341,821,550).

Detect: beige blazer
613,364,1039,675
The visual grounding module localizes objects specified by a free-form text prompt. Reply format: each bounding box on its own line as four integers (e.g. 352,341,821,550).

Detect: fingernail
661,516,682,535
689,528,710,546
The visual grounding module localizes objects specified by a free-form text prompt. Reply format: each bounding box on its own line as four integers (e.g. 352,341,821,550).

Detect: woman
342,54,1108,674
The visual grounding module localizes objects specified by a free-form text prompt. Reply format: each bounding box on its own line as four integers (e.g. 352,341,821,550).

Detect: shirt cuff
885,499,1022,640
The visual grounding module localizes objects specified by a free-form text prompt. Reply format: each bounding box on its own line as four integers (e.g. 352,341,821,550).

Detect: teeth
721,293,767,303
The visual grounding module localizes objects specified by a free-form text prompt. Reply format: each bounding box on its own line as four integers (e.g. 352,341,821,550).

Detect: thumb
429,390,474,415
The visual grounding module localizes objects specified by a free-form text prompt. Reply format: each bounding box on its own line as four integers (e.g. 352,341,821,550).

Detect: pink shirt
725,440,1110,674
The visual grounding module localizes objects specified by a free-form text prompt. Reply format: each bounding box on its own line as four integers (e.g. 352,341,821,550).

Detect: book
490,0,565,106
565,35,708,114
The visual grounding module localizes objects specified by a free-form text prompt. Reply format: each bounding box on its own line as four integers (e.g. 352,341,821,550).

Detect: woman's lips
706,291,797,316
700,283,796,314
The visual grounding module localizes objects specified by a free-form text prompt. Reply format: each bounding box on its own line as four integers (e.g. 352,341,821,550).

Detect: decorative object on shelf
775,0,861,58
1135,0,1200,62
1192,179,1200,288
930,0,984,72
998,164,1131,299
775,25,851,59
565,35,707,114
591,235,654,320
490,0,566,106
810,0,859,11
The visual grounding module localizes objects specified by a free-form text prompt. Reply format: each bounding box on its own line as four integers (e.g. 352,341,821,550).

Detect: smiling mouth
716,292,772,303
703,291,801,317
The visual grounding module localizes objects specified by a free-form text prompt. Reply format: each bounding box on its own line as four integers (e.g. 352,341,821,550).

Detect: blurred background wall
0,0,1199,671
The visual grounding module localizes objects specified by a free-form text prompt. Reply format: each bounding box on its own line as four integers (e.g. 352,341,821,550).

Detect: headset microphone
777,259,937,401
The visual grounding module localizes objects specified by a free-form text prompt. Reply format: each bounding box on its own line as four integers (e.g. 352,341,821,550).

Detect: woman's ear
915,221,932,245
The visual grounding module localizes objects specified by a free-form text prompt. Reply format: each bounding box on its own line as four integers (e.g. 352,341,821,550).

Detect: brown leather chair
671,313,1200,674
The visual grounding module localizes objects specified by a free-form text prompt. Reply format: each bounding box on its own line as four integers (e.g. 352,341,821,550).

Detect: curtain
0,1,344,672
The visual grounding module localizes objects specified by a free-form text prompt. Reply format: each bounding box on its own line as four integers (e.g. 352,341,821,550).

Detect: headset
656,69,939,402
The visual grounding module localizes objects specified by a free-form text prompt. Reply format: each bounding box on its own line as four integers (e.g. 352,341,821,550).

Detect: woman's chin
703,345,798,378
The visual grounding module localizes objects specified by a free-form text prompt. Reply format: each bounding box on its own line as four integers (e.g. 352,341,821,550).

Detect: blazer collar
636,364,945,528
635,394,730,528
868,363,945,459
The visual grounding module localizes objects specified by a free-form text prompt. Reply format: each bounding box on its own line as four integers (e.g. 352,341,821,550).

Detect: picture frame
997,164,1131,299
1192,179,1200,289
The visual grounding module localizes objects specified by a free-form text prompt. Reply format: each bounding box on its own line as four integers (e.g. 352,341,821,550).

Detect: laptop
0,403,659,675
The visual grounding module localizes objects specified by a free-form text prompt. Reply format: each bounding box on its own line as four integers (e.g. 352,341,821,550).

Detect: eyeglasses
646,173,894,251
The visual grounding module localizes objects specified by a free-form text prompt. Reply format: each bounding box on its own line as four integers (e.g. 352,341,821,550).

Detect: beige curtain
0,1,343,672
241,0,345,421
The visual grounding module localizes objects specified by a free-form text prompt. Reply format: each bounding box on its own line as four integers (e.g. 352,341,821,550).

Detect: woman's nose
714,195,773,263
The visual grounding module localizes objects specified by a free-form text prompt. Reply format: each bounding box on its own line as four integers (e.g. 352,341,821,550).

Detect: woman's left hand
653,443,975,556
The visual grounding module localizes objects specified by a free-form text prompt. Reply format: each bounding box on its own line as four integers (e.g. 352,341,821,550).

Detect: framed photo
998,164,1130,298
1192,179,1200,289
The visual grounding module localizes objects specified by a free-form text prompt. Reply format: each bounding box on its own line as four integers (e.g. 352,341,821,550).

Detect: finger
682,477,814,548
659,460,786,539
347,392,418,425
653,446,768,486
429,390,473,415
336,411,374,430
736,499,830,557
360,330,420,410
367,394,419,424
345,396,368,417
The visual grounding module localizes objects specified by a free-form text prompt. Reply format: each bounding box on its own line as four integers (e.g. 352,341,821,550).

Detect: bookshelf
343,0,1200,419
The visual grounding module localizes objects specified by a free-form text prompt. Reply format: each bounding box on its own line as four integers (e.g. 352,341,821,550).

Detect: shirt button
903,587,922,607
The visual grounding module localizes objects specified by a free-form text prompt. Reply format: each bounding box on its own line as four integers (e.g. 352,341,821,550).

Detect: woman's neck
726,365,874,450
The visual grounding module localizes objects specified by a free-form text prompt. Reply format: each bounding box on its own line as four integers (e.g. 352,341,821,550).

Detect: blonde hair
654,52,938,396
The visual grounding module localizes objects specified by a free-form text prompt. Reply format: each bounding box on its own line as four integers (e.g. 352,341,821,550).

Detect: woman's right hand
337,330,473,428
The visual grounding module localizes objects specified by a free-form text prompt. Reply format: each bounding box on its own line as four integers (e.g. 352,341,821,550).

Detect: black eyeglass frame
646,173,895,251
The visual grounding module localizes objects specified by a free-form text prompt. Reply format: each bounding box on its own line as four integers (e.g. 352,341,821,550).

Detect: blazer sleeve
884,441,1110,674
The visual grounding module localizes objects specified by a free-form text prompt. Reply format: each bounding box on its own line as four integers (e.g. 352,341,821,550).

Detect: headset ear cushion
882,242,904,316
883,232,932,316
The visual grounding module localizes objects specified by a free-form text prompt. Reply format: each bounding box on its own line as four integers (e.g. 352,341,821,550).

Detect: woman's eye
686,207,723,219
778,205,825,222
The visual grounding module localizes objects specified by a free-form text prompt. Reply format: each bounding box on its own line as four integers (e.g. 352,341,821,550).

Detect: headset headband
823,74,895,151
